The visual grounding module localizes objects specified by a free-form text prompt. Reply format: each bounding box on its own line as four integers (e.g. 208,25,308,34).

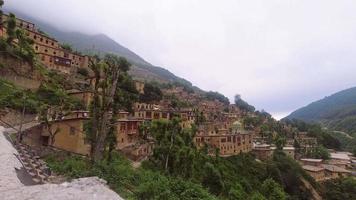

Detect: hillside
286,87,356,134
6,9,191,85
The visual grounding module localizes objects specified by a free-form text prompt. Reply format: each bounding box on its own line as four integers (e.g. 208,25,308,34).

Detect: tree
38,105,63,146
205,91,230,105
15,28,35,63
306,145,330,159
261,178,287,200
234,94,255,112
352,146,356,157
148,118,198,177
251,192,267,200
140,82,162,103
0,0,4,19
85,54,131,162
274,135,286,150
61,43,73,51
6,13,16,45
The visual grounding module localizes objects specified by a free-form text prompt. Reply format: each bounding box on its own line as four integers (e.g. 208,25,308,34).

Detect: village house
20,110,155,160
253,143,295,160
195,121,253,156
302,165,325,182
67,89,94,109
252,143,274,160
0,14,90,74
300,157,351,182
133,103,171,120
22,111,91,155
295,132,318,153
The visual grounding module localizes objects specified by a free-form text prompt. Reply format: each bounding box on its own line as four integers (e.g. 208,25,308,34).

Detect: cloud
5,0,356,119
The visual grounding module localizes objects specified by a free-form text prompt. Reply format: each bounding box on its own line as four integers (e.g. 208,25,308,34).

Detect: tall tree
85,54,131,162
6,13,16,45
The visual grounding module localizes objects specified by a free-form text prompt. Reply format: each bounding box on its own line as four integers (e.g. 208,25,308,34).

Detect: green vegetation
77,67,89,77
305,145,330,160
235,94,255,112
46,141,319,200
0,79,39,113
139,82,163,103
85,54,139,162
284,119,341,150
45,153,216,200
61,43,73,51
286,86,356,135
321,177,356,200
0,8,36,64
205,91,230,105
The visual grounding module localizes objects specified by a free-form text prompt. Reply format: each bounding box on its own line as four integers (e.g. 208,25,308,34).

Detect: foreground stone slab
2,177,123,200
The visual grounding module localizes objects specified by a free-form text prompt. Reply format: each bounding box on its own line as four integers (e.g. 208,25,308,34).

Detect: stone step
28,171,37,177
38,174,47,181
32,177,42,184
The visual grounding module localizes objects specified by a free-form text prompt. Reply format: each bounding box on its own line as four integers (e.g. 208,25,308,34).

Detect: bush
77,67,89,77
322,177,356,200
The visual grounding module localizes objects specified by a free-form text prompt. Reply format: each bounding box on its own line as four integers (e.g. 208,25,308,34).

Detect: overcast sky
5,0,356,119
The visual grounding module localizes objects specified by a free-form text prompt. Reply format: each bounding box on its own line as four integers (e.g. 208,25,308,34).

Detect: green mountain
7,9,191,85
286,87,356,134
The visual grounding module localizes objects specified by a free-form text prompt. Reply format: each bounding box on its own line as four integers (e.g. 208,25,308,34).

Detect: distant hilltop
285,86,356,134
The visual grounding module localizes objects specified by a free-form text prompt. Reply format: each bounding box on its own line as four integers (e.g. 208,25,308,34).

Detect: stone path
0,126,124,200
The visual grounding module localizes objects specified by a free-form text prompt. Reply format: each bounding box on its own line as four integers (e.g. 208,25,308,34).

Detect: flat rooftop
302,165,324,172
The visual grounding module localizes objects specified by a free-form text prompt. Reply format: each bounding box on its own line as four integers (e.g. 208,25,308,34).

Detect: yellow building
303,165,325,182
22,112,91,156
194,121,253,156
0,14,90,74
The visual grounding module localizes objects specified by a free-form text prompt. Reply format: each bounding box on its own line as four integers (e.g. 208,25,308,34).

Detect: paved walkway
0,126,124,200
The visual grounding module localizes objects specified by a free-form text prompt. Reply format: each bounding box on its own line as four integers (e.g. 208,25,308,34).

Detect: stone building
22,111,91,155
0,14,90,74
194,121,253,156
300,157,351,182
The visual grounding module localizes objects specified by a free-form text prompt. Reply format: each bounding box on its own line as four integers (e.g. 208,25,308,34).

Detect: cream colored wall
50,120,90,155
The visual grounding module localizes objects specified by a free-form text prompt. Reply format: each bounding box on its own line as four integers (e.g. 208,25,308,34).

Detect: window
53,51,56,55
40,38,43,42
70,127,76,135
51,42,54,46
34,35,37,39
45,40,48,44
45,49,48,53
41,56,45,61
35,46,38,50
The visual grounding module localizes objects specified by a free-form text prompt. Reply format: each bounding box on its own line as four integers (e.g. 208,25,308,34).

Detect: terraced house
195,121,253,156
0,14,90,74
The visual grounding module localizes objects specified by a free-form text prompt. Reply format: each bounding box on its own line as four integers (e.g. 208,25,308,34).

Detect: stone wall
0,108,36,128
0,56,42,90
